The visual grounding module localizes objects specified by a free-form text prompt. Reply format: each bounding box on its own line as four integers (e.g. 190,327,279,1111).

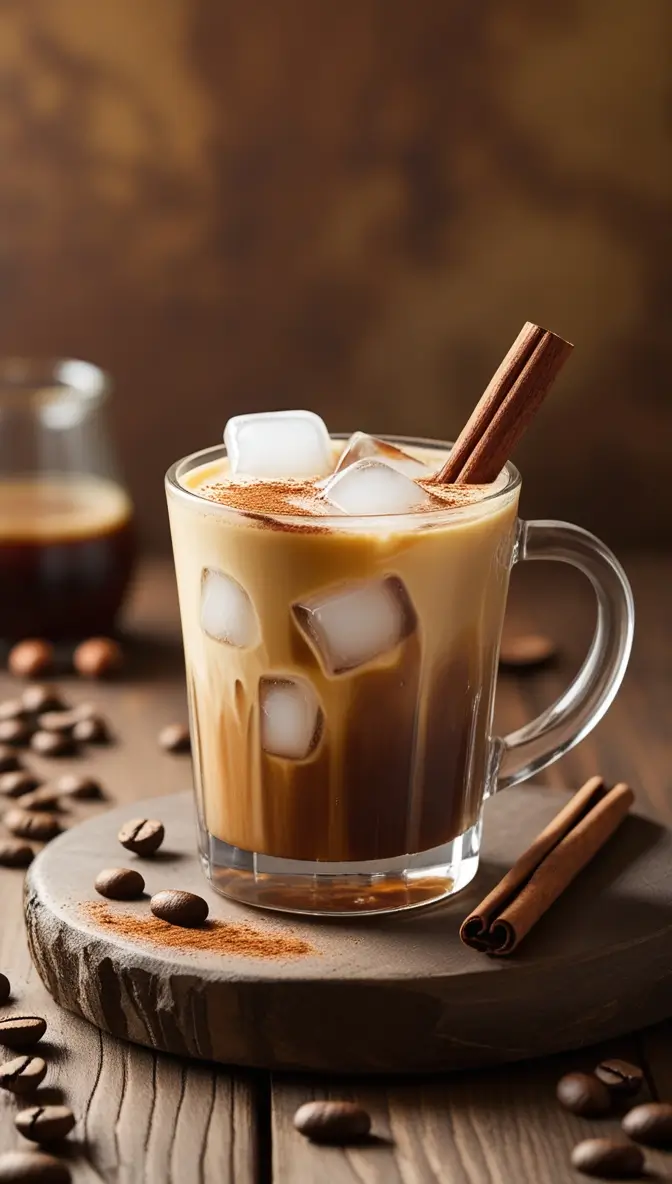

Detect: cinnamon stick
460,777,634,956
435,321,573,484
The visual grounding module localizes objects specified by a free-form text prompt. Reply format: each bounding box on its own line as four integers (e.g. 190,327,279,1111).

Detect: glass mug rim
0,356,111,408
165,433,522,528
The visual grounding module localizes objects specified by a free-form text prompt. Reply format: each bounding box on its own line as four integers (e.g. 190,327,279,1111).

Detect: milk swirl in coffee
168,412,519,863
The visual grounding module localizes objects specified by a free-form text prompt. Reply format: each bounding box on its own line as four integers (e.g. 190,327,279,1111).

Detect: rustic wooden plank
272,1033,672,1184
0,561,257,1183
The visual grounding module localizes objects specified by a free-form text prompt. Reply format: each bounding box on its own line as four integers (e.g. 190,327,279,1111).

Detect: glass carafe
0,358,135,640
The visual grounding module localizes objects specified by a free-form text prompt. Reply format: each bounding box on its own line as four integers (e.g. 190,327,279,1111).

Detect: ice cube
322,459,430,516
201,568,260,647
333,432,430,477
260,676,323,760
224,410,332,478
292,576,417,675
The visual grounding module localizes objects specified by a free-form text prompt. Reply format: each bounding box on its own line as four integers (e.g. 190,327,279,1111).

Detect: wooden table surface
1,555,670,1183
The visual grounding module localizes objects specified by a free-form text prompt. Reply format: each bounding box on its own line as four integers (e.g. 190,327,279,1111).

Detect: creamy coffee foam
182,443,509,523
0,476,133,541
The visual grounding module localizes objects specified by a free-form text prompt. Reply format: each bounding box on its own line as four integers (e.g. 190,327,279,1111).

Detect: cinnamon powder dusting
83,900,316,959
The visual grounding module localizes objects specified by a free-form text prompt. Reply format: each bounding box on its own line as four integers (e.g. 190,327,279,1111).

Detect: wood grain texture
0,564,257,1183
272,1035,672,1184
24,784,672,1073
0,2,670,547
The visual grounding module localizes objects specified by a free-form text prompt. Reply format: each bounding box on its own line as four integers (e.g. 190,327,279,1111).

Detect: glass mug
166,434,634,916
0,358,135,640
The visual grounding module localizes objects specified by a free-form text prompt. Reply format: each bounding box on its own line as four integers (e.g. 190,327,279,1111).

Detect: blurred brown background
0,0,669,551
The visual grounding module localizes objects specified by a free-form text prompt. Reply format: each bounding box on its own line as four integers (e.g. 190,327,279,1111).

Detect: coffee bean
0,698,26,721
15,1105,76,1143
21,686,65,715
556,1072,611,1117
0,1016,47,1050
19,788,63,813
0,719,33,747
30,731,74,758
71,702,96,720
73,637,123,678
0,770,40,798
571,1137,644,1178
0,1150,70,1182
3,809,62,842
158,723,191,753
293,1100,372,1144
0,1055,47,1094
95,868,145,900
499,633,557,670
0,840,34,868
118,818,165,856
622,1101,672,1146
36,712,78,734
72,715,109,744
52,773,102,800
0,744,22,772
0,973,9,1004
150,890,209,928
595,1058,644,1097
8,641,55,679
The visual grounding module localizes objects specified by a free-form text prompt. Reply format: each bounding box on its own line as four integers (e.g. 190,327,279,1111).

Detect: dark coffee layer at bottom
0,520,135,640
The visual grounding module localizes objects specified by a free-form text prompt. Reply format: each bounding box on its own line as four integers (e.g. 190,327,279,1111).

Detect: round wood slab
25,788,672,1073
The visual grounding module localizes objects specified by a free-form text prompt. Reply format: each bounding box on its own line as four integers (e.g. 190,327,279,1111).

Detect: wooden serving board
25,787,672,1074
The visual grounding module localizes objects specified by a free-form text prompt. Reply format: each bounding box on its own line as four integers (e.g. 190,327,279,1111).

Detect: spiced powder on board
83,901,317,958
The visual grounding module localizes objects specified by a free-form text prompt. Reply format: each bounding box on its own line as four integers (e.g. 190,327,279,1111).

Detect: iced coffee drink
167,411,519,912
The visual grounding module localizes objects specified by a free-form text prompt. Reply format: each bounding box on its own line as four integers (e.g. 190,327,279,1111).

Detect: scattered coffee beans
30,731,74,758
499,633,557,670
0,1055,47,1095
0,718,33,747
0,1149,70,1183
622,1101,672,1147
150,890,209,928
72,715,109,744
118,818,165,856
0,1016,47,1050
19,788,63,813
73,637,123,678
15,1105,76,1144
158,723,191,754
0,972,9,1004
0,839,34,868
293,1100,372,1144
0,771,41,798
3,809,62,843
95,868,145,901
8,641,54,679
0,698,26,721
0,744,22,772
21,686,64,715
595,1058,644,1097
52,773,102,800
556,1072,611,1117
570,1137,644,1179
36,712,78,734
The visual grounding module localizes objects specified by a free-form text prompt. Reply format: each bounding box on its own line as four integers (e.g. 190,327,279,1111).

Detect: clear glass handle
495,520,634,789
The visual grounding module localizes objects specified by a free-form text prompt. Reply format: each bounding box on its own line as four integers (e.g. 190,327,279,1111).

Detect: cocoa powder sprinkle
199,476,495,521
83,901,316,959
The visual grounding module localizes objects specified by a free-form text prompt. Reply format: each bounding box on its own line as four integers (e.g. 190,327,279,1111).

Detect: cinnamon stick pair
460,777,634,956
434,321,574,485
